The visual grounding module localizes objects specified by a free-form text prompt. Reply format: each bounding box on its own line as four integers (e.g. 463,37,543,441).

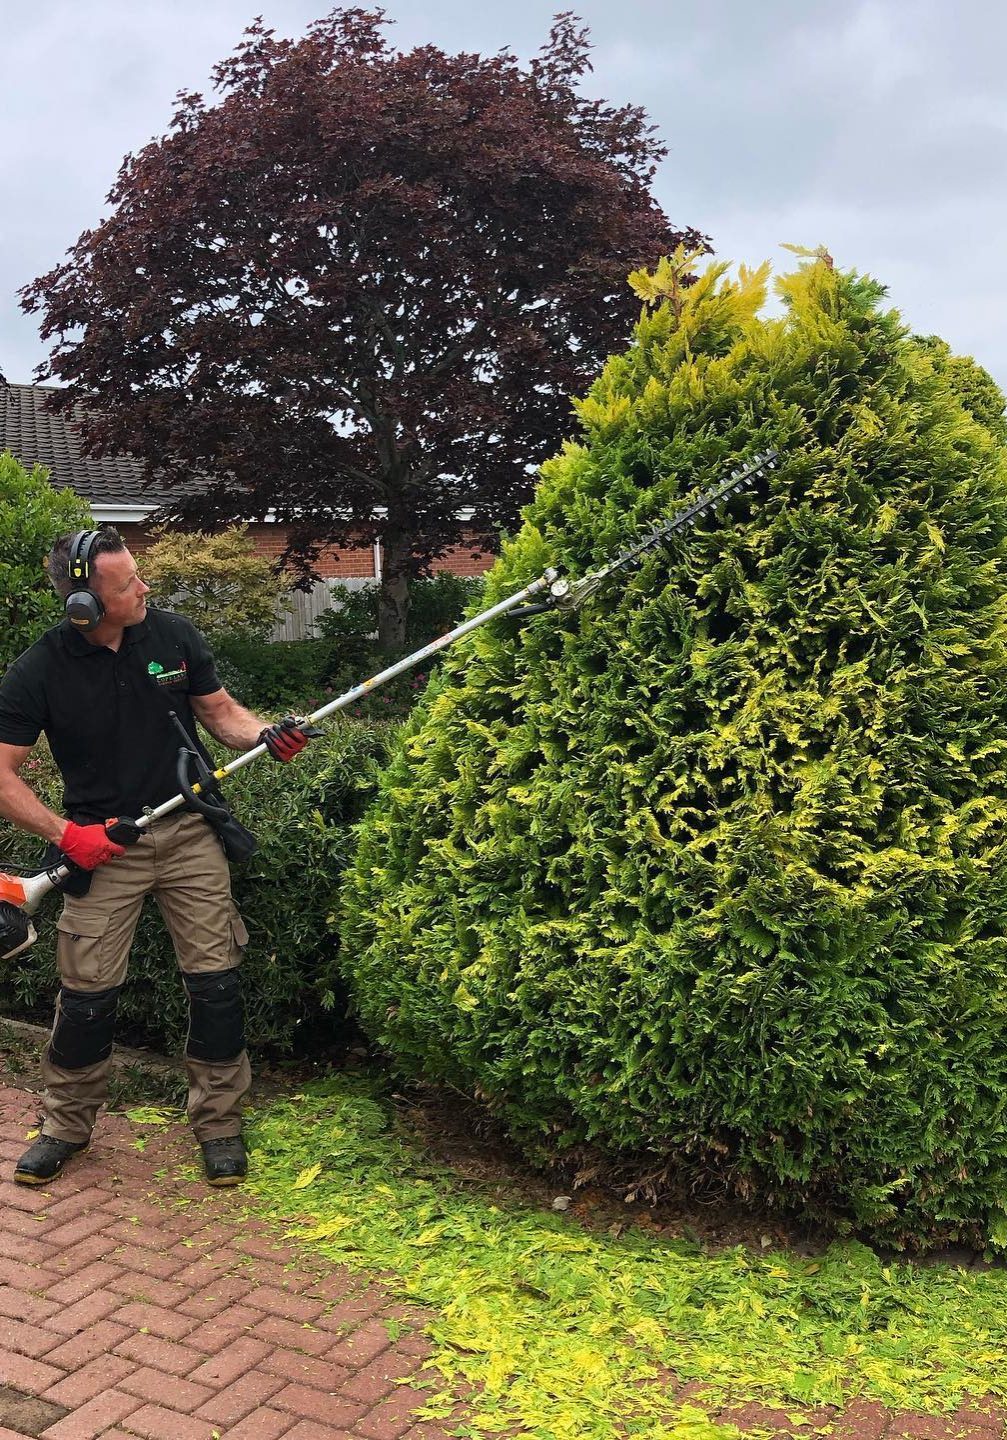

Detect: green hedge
0,721,394,1057
339,253,1007,1246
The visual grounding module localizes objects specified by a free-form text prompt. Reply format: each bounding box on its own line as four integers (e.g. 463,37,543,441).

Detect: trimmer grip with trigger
104,817,143,847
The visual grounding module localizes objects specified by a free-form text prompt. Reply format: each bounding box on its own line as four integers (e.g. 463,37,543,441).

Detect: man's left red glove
60,821,126,870
258,716,323,763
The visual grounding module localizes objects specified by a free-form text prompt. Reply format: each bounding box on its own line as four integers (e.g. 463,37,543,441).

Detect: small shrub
141,525,290,641
0,452,90,670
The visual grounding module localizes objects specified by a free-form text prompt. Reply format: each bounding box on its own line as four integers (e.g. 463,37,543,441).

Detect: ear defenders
65,530,105,631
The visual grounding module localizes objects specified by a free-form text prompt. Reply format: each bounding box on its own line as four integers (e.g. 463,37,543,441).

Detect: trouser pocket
55,913,108,987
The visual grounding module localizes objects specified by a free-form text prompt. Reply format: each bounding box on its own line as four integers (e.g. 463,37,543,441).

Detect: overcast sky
3,0,1005,396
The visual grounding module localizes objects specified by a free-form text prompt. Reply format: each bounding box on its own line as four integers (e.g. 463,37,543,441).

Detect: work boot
201,1135,247,1187
14,1134,90,1186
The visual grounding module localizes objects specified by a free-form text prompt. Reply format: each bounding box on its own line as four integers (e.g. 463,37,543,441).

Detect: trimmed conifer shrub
339,251,1007,1244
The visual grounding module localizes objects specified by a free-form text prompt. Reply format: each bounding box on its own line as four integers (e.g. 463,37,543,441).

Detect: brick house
1,382,494,637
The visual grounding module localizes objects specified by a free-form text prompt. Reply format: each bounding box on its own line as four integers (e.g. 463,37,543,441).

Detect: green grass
239,1073,1007,1440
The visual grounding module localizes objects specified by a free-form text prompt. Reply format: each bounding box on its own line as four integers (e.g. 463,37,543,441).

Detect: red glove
60,821,127,871
258,715,322,763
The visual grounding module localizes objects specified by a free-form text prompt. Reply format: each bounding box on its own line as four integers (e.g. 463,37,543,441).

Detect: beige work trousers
41,810,251,1144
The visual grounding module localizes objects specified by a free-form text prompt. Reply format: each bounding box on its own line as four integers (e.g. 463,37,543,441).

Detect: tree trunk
377,537,411,651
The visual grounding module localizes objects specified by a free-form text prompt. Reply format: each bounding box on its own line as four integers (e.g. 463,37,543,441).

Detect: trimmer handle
105,817,143,846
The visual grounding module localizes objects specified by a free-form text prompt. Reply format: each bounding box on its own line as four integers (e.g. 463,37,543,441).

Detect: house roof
0,382,172,510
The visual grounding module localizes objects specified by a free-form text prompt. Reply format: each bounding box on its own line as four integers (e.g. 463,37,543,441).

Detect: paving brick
0,1253,50,1291
170,1260,246,1297
118,1365,216,1411
325,1318,392,1369
271,1382,367,1427
98,1197,172,1224
341,1352,419,1405
187,1334,273,1388
175,1276,254,1319
38,1388,141,1439
240,1259,322,1291
260,1349,351,1389
354,1384,428,1440
0,1281,60,1323
251,1315,335,1358
112,1331,207,1377
194,1369,286,1424
185,1220,250,1252
105,1403,219,1440
3,1206,57,1236
825,1400,893,1440
43,1233,121,1273
43,1288,124,1335
0,1182,61,1214
39,1187,111,1223
109,1300,197,1341
41,1211,116,1248
889,1420,969,1440
234,1234,303,1264
44,1260,125,1304
0,1312,61,1357
180,1307,260,1354
108,1244,186,1279
41,1353,136,1408
281,1422,366,1440
0,1229,50,1263
244,1286,326,1324
0,1346,65,1394
314,1293,385,1334
106,1271,189,1307
393,1334,433,1359
103,1219,175,1251
42,1319,133,1369
303,1272,374,1307
247,1313,331,1353
220,1407,295,1440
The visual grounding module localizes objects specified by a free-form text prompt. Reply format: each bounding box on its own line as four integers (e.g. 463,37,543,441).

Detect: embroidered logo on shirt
147,659,188,685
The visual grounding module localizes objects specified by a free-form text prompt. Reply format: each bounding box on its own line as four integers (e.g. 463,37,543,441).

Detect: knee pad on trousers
183,968,245,1063
49,984,122,1070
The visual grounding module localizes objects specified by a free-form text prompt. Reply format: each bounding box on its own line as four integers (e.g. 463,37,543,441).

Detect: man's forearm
198,701,269,753
0,773,66,846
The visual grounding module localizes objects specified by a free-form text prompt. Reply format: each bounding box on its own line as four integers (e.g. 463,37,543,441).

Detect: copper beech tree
21,9,705,647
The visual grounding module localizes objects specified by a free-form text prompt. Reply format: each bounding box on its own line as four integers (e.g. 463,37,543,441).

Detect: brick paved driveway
0,1084,452,1440
1,1081,1005,1440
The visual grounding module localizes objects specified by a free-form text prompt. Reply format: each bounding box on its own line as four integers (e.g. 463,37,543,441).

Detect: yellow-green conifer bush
340,251,1007,1244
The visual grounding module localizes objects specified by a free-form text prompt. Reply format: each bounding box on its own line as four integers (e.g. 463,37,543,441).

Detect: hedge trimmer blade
512,449,778,618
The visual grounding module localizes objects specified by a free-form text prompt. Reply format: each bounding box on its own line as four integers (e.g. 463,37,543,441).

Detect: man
0,527,316,1186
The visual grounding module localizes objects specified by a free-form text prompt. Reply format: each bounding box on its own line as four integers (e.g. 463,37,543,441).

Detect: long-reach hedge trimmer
0,449,777,960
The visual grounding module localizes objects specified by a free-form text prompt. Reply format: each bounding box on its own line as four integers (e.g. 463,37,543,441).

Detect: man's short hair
47,527,126,601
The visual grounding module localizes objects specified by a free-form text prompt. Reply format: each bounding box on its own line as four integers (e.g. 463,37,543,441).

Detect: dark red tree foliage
22,9,707,646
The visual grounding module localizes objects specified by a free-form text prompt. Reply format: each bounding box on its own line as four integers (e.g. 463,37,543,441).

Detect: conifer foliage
341,253,1007,1243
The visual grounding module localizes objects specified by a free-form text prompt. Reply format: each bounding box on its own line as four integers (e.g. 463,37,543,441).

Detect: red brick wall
119,523,495,579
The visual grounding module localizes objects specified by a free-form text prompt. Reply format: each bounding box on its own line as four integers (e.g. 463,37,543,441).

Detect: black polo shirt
0,608,222,823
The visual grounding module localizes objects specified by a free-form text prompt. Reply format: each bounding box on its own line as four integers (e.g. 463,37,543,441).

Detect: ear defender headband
65,530,105,631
